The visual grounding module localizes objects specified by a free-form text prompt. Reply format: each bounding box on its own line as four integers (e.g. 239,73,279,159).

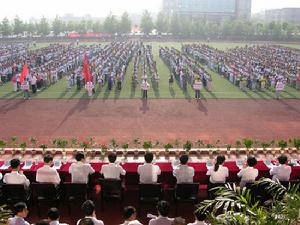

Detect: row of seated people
8,200,208,225
0,152,293,188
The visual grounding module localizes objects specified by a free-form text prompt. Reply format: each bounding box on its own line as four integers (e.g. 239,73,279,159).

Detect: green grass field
1,41,299,99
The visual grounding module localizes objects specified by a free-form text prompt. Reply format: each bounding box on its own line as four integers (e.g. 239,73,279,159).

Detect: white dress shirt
36,165,61,184
149,216,173,225
76,216,104,225
187,221,208,225
3,171,30,187
206,165,229,183
270,164,291,181
237,167,258,187
137,163,161,183
69,161,95,183
120,220,143,225
100,163,126,180
173,165,195,183
8,216,30,225
49,221,68,225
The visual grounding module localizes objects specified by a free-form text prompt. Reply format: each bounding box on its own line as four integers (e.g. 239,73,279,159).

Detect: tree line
1,10,300,41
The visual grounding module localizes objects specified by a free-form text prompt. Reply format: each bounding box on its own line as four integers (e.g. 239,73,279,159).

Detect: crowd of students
182,44,300,96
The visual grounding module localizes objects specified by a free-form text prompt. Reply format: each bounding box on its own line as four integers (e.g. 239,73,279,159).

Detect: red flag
19,64,29,84
83,53,91,83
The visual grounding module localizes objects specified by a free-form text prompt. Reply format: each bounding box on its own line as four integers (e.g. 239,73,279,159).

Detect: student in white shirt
137,152,161,183
120,206,142,225
270,154,291,182
3,159,30,188
47,207,69,225
173,154,194,183
187,210,208,225
149,201,173,225
206,155,229,184
100,153,126,180
78,218,94,225
76,200,104,225
7,202,30,225
36,155,61,185
237,156,258,188
69,153,95,183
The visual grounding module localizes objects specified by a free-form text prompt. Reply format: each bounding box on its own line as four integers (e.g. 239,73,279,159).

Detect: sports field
1,41,299,100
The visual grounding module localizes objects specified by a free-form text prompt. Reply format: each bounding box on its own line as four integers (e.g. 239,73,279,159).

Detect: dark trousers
32,85,37,94
195,90,200,99
142,90,148,99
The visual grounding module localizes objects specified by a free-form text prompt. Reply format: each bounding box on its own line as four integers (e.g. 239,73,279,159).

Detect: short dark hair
144,152,154,163
47,207,59,221
75,152,85,161
278,155,288,165
108,153,117,163
78,218,94,225
172,217,186,225
179,154,189,165
35,220,50,225
10,159,21,169
13,202,27,215
81,200,95,216
44,155,53,163
194,210,206,221
123,206,136,220
247,156,257,167
157,200,170,217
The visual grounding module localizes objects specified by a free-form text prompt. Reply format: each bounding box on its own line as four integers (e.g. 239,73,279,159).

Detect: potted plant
10,136,18,155
71,138,78,148
19,142,27,155
278,140,288,154
29,137,38,149
39,144,48,154
110,138,118,152
195,140,204,158
293,138,300,153
261,141,271,155
0,140,6,155
270,140,276,155
100,144,108,161
153,140,161,158
243,138,253,150
143,141,152,152
164,143,173,159
55,138,68,155
183,140,192,154
132,138,141,158
122,143,129,159
173,139,181,158
207,143,214,157
225,144,232,155
0,205,12,224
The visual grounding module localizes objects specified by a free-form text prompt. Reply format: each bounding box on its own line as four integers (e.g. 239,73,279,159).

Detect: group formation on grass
0,42,299,99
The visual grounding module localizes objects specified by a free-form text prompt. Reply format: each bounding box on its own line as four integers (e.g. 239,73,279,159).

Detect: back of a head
123,206,136,220
47,207,59,221
81,200,95,216
11,158,21,169
172,217,186,225
75,152,85,162
247,156,257,167
78,218,94,225
108,153,117,163
35,220,50,225
157,200,170,217
214,155,225,172
278,154,288,165
179,154,189,165
44,154,53,164
144,152,153,163
13,202,27,215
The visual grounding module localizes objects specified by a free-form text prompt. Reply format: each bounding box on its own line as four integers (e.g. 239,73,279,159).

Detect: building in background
265,8,300,23
162,0,252,20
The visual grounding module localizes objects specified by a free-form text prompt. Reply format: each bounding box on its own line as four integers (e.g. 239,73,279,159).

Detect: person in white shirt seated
148,201,173,225
120,206,142,225
137,152,161,183
7,202,30,225
270,154,292,182
237,156,258,188
187,210,208,225
47,207,69,225
173,155,194,183
3,159,30,188
100,153,126,180
69,152,95,183
206,155,229,184
76,200,104,225
36,155,61,185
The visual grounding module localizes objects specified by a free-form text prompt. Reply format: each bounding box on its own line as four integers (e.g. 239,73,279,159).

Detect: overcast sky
1,0,300,20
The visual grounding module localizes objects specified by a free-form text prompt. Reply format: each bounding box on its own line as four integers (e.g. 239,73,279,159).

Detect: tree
37,17,50,35
169,13,180,35
156,11,168,34
140,10,154,34
13,16,24,35
52,16,64,35
103,14,118,34
1,17,11,36
119,12,132,34
92,21,102,32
